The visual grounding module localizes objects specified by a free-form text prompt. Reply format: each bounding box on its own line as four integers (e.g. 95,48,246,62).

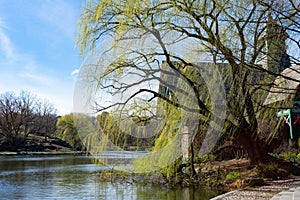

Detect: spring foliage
76,0,300,170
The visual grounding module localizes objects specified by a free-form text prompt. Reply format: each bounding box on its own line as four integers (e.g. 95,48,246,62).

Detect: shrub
283,151,299,163
256,163,289,179
195,154,215,163
226,171,241,179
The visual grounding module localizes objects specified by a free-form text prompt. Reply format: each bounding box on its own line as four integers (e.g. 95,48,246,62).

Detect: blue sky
0,0,84,115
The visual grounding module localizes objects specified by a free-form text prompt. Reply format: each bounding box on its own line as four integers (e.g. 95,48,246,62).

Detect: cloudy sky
0,0,84,115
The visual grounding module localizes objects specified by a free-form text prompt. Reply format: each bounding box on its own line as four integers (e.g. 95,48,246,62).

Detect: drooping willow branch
96,88,206,116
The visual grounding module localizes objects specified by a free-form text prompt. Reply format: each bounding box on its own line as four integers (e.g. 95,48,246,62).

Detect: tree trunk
190,142,196,176
236,131,274,166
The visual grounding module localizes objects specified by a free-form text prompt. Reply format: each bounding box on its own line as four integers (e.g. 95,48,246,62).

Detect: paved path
211,178,300,200
271,187,300,200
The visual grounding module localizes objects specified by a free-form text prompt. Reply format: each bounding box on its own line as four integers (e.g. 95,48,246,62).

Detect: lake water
0,153,221,199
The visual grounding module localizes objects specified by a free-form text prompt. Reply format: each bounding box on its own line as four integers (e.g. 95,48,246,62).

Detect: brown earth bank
96,158,300,194
0,134,83,155
193,158,299,191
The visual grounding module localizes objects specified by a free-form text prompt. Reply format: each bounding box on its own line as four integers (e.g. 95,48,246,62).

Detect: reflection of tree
77,0,300,168
135,184,220,200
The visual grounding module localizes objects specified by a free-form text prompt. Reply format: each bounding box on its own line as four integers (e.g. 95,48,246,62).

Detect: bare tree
0,92,23,149
35,100,57,141
0,91,57,150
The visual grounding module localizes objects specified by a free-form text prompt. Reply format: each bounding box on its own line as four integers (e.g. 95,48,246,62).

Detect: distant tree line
55,112,154,151
0,91,57,151
0,90,161,152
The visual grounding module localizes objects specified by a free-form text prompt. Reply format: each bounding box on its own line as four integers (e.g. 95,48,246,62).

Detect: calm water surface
0,153,221,200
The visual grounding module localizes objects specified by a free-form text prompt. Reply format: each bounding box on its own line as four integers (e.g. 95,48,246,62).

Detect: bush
195,154,215,163
226,171,241,179
283,151,299,163
271,150,300,163
256,163,289,179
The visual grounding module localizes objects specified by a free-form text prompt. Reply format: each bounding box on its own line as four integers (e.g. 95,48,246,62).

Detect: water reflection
0,154,221,199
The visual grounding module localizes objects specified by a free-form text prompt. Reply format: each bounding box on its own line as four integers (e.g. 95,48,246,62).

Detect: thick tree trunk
236,131,274,166
236,131,300,177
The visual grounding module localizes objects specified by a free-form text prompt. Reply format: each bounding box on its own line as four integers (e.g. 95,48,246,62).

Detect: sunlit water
0,152,222,199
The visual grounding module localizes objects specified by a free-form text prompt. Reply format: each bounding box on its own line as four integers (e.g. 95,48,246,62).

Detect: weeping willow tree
56,113,83,150
97,111,156,149
75,0,300,174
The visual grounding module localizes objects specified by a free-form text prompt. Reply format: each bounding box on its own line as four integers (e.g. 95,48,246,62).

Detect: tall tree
0,91,57,150
56,113,83,150
76,0,300,168
35,100,57,141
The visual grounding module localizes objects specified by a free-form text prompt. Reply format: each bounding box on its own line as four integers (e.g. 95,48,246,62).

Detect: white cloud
0,19,74,115
0,23,14,60
71,68,80,77
0,2,81,115
0,69,74,116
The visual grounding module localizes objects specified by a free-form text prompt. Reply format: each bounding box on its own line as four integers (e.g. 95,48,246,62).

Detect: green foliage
195,154,216,163
132,135,181,175
97,112,155,150
283,151,299,163
271,150,300,163
56,113,83,150
131,95,184,175
225,171,241,179
77,0,151,55
159,158,183,179
97,112,126,147
76,0,300,173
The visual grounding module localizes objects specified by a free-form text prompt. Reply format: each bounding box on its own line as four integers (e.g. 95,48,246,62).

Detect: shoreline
1,153,299,199
0,151,85,156
2,153,299,199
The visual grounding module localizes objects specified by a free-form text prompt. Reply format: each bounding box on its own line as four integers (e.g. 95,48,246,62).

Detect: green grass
225,171,241,179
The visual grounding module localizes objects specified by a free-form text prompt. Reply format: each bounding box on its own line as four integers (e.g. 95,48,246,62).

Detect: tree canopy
75,0,300,170
56,113,83,150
